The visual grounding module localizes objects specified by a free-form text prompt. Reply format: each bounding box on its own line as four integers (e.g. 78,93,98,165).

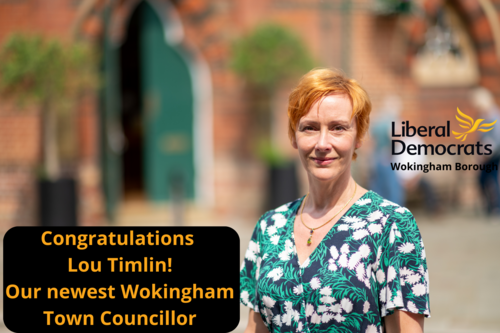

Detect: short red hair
288,68,372,160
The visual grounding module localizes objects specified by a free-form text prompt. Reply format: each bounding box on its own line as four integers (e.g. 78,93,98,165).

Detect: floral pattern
240,191,430,332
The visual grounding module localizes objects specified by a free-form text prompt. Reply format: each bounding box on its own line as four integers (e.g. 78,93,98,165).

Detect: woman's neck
305,172,354,214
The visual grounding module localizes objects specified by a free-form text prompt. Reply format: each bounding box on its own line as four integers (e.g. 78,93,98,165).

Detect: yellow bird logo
452,107,497,141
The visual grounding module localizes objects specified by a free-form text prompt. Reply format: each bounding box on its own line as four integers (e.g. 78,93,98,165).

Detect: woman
240,69,430,333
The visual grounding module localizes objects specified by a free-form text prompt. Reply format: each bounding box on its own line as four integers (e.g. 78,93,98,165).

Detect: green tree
232,23,315,90
0,34,98,179
231,23,315,163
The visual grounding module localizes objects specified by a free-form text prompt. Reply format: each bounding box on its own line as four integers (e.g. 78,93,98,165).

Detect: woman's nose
315,130,332,152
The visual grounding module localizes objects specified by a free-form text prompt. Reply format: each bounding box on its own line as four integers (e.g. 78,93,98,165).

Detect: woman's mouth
311,157,336,166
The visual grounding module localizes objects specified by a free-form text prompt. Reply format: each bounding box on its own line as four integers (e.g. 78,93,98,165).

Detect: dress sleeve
239,216,263,312
375,208,431,318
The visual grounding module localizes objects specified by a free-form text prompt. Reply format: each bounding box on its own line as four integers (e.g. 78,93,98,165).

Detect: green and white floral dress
240,191,430,333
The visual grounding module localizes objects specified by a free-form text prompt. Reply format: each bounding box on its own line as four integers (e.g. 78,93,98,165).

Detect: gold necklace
301,182,357,246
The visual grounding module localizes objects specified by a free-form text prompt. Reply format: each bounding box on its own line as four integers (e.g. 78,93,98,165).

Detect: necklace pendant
307,229,313,246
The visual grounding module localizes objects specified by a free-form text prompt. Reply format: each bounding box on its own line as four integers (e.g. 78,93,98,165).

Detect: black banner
4,227,240,332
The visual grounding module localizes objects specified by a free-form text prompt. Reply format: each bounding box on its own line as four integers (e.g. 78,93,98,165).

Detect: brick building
0,0,499,230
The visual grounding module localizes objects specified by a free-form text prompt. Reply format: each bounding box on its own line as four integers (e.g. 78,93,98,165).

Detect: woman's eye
302,126,315,131
332,126,345,131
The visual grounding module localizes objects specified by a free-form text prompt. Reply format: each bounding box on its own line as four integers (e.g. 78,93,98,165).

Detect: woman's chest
257,227,382,295
255,225,384,331
294,213,340,265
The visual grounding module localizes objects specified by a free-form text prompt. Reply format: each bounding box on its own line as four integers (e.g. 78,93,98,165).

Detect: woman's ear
355,137,363,149
291,134,298,149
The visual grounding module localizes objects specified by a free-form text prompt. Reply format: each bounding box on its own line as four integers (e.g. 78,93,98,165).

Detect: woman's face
292,93,361,183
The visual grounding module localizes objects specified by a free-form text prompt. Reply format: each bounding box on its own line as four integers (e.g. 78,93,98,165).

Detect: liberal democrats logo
390,107,498,173
453,107,497,141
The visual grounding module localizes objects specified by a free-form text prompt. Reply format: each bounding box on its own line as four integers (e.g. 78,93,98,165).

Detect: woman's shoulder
354,191,419,235
361,191,415,216
360,192,423,246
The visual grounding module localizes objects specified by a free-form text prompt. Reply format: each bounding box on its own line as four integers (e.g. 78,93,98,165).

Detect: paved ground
417,213,500,333
1,209,499,332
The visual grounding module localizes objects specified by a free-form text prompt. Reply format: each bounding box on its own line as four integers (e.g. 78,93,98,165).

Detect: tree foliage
231,24,315,90
0,34,99,178
0,33,98,111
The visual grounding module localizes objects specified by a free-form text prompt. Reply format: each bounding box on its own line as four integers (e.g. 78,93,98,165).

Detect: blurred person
392,136,439,214
369,95,405,205
241,69,430,333
471,87,500,216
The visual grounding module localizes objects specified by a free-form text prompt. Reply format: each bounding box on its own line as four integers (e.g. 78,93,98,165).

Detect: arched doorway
120,1,194,202
101,1,212,220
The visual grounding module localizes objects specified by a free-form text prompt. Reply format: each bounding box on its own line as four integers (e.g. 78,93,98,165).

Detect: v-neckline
290,191,373,267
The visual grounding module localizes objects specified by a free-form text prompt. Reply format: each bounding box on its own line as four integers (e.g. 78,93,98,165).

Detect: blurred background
0,0,499,332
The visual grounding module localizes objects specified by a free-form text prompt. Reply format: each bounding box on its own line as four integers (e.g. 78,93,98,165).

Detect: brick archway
402,0,500,94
